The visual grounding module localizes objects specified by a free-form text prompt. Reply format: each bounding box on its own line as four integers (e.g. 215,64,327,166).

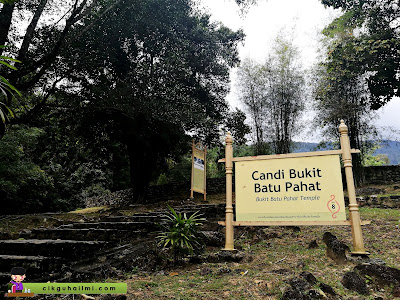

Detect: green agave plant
157,205,205,262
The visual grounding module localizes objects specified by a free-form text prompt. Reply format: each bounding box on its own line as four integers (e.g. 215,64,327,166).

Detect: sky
199,0,400,142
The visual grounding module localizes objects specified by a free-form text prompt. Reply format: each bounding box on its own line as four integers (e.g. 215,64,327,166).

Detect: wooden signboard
235,154,346,222
218,120,370,255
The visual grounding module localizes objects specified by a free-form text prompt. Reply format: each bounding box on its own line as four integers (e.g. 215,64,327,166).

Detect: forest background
0,0,399,214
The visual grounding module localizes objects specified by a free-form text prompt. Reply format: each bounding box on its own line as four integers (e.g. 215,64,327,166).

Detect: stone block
0,240,107,259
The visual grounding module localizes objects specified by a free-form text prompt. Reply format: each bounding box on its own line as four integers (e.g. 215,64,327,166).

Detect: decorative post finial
339,120,347,133
226,131,233,144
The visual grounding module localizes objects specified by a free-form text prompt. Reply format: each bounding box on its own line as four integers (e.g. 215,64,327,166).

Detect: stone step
59,222,158,230
0,240,108,258
0,255,63,275
66,239,157,280
99,215,159,222
102,205,226,223
186,204,225,213
172,204,226,217
97,204,225,222
19,228,147,241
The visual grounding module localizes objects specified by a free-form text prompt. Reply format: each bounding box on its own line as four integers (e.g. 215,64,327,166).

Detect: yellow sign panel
235,155,345,221
193,148,205,193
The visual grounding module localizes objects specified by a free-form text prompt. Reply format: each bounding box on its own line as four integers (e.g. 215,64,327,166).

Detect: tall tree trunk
18,0,48,61
126,138,150,203
125,124,162,203
348,117,365,187
0,2,15,54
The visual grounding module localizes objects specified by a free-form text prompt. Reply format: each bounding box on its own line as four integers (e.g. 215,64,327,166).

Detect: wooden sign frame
218,120,370,255
191,140,207,201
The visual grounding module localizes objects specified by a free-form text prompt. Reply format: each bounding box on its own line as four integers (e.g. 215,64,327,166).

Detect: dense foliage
321,0,400,110
58,0,244,202
310,0,399,182
0,0,246,212
311,0,400,183
0,125,58,214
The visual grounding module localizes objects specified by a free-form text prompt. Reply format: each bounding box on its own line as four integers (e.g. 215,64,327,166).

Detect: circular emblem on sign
327,195,340,218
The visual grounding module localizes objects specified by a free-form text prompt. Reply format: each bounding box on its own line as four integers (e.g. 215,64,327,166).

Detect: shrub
157,206,205,262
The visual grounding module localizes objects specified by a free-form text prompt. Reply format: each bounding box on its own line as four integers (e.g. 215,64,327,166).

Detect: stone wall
85,165,400,208
85,178,231,207
363,165,400,184
357,195,400,209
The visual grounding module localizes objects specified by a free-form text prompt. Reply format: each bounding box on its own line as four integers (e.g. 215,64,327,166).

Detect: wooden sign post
191,140,207,201
219,120,369,255
339,120,367,254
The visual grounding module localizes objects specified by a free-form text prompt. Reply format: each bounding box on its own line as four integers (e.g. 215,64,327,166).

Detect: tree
31,100,131,206
41,0,243,203
312,61,378,181
224,108,251,146
313,1,392,184
0,0,94,92
0,0,21,135
236,57,270,154
0,0,96,137
266,36,305,154
0,0,244,206
312,27,379,184
236,35,305,154
363,143,390,166
321,0,400,109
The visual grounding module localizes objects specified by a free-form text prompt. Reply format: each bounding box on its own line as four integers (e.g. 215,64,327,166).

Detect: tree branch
16,0,89,90
70,0,123,42
0,2,15,54
17,0,48,61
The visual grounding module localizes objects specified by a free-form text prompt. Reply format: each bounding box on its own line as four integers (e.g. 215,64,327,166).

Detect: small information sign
191,141,206,200
193,148,205,192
